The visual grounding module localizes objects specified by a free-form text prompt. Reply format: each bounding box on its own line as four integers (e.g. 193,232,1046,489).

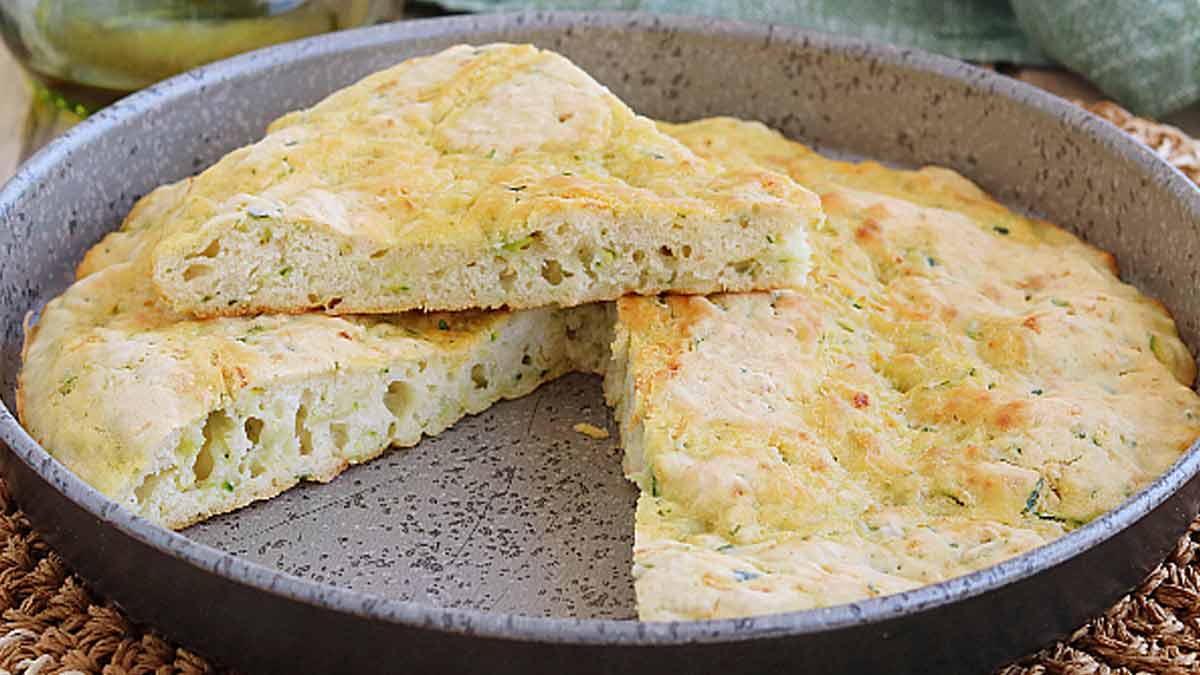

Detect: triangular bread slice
148,43,820,318
606,118,1200,620
18,180,611,529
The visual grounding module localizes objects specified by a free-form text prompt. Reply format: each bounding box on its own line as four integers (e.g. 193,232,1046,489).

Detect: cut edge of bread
151,185,815,318
20,302,612,530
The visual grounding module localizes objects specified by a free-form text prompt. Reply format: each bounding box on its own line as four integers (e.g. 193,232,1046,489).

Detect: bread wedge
606,118,1200,620
146,43,819,318
18,182,611,530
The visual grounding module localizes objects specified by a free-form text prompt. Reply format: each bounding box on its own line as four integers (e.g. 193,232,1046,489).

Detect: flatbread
146,44,819,318
18,179,610,529
607,118,1200,620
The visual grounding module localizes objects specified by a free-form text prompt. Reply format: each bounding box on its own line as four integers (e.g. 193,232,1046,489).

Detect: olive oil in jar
0,0,390,112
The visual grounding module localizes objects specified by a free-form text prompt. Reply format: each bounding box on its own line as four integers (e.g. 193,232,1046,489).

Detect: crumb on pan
573,422,610,439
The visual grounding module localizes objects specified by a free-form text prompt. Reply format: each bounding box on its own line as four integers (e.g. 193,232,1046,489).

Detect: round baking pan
2,12,1200,674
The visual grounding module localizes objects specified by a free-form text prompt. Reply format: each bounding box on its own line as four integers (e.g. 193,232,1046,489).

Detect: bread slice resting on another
145,43,819,318
18,179,611,529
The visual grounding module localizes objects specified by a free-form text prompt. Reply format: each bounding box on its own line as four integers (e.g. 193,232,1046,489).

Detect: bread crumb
573,422,610,439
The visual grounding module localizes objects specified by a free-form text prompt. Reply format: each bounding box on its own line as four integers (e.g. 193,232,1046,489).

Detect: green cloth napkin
1011,0,1200,118
436,0,1200,117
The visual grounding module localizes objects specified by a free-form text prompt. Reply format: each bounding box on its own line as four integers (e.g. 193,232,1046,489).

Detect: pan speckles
1,12,1200,675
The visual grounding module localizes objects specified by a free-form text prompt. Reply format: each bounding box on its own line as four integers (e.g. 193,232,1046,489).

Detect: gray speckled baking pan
2,12,1200,675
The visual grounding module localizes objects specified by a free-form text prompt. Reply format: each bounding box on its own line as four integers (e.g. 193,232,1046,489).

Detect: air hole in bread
369,249,389,259
471,364,489,390
194,410,233,481
134,470,169,505
659,246,674,258
331,423,349,451
243,417,264,445
499,268,517,292
681,245,693,258
189,239,222,259
295,400,314,456
384,380,412,420
182,265,212,282
541,259,566,285
632,250,646,264
732,259,758,275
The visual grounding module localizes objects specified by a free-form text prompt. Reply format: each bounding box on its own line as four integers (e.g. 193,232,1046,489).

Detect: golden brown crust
620,118,1200,621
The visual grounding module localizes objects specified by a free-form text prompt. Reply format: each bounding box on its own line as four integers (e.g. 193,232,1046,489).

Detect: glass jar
0,1,393,113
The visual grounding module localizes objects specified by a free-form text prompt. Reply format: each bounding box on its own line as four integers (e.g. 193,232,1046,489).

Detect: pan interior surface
185,373,638,619
0,13,1199,656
